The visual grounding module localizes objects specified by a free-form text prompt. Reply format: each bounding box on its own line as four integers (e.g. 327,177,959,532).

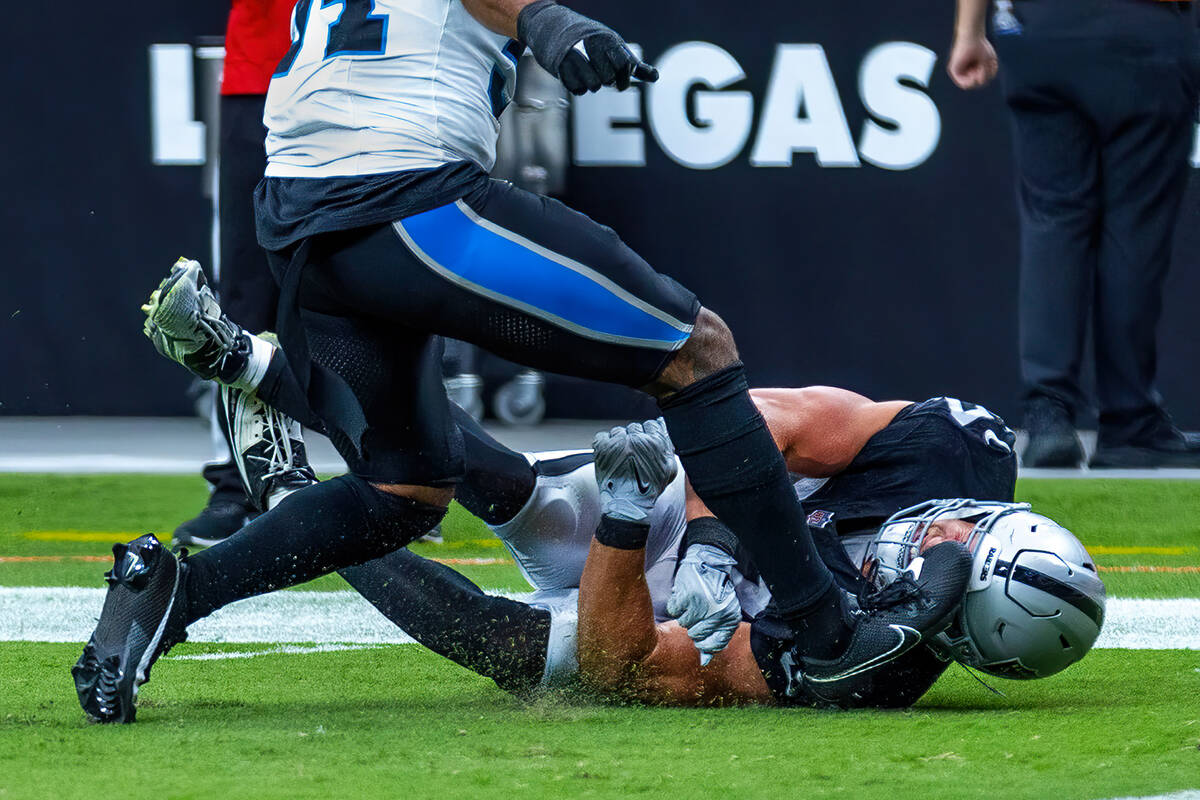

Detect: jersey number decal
941,397,1014,454
274,0,388,77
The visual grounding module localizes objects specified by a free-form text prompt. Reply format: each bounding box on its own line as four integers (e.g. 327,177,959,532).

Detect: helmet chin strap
956,662,1007,698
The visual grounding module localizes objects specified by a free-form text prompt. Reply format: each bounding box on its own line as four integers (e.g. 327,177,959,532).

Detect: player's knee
648,308,739,396
337,475,449,550
369,481,455,508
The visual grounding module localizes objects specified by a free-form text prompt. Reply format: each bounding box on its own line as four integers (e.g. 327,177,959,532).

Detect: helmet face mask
867,499,1106,680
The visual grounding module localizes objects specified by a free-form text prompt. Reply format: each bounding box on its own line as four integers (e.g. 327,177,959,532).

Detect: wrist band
595,515,650,550
683,516,739,557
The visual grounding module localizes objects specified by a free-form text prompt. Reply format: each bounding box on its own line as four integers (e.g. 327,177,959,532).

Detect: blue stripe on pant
394,200,693,351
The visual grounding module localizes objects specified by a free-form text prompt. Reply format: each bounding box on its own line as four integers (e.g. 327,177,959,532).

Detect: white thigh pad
489,456,600,591
523,589,580,687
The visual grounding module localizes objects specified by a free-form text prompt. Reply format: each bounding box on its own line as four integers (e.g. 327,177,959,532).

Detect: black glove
517,0,658,95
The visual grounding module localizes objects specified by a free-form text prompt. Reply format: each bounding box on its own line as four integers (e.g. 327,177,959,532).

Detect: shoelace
859,574,923,612
259,405,299,483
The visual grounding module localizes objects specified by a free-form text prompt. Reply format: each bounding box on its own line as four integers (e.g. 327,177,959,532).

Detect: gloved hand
667,543,743,665
517,0,658,95
593,418,677,522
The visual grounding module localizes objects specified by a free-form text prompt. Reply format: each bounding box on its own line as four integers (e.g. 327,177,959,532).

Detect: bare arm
577,537,772,705
460,0,530,38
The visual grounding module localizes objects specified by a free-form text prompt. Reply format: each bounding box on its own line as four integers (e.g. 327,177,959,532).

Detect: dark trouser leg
340,549,550,694
187,95,279,520
218,94,279,335
1091,56,1196,436
1000,40,1101,413
202,95,281,503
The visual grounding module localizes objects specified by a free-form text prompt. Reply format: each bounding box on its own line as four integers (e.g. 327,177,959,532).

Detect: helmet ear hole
1059,634,1071,650
996,621,1007,638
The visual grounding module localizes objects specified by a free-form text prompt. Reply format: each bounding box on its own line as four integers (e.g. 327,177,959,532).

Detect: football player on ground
124,311,1101,707
237,406,1102,707
76,0,958,721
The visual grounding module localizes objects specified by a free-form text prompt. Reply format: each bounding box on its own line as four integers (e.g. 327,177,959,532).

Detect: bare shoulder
748,386,911,476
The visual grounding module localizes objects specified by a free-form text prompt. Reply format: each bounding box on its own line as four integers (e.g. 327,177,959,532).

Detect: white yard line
1103,793,1200,800
164,643,386,661
5,588,1200,649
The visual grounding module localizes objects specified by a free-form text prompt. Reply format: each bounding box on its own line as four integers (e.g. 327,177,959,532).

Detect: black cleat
1091,408,1200,468
796,542,972,700
172,496,254,549
1022,396,1083,468
72,534,189,723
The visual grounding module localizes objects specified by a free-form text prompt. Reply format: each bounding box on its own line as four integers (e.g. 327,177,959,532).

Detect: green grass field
1,475,1198,799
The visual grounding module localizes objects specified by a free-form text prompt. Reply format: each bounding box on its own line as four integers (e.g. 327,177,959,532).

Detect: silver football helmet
867,499,1106,679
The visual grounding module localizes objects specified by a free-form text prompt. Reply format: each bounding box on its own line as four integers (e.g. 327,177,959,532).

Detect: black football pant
997,0,1200,438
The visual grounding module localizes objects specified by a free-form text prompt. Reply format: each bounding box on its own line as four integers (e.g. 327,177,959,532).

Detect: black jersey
802,396,1018,533
751,396,1016,708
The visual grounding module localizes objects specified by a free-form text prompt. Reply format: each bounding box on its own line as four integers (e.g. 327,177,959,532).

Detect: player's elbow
578,638,661,701
578,645,638,696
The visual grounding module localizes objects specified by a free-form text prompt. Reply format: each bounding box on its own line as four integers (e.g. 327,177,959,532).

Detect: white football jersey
264,0,519,178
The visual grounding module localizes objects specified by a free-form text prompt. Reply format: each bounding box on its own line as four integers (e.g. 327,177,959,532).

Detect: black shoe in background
1091,407,1200,468
172,493,255,549
1022,395,1084,468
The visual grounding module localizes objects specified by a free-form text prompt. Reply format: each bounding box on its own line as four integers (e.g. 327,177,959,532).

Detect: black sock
184,474,445,623
788,582,853,660
452,405,537,525
659,364,842,647
340,548,551,694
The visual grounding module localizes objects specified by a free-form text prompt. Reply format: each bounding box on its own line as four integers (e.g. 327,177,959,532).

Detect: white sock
230,333,276,393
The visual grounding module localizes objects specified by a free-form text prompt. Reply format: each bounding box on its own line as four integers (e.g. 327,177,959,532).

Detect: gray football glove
592,418,677,522
667,543,742,665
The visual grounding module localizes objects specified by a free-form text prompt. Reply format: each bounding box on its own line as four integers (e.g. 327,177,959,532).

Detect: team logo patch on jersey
807,509,835,529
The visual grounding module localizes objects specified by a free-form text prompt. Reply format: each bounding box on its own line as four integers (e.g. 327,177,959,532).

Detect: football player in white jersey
78,3,964,722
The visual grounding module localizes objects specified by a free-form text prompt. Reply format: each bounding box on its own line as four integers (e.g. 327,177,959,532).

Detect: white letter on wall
750,44,859,168
647,42,753,170
857,42,941,171
149,44,205,165
573,45,645,166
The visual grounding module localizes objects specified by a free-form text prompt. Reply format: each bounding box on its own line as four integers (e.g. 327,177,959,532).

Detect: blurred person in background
174,0,293,547
948,0,1200,468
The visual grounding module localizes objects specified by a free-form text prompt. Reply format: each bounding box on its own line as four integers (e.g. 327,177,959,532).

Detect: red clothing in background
221,0,295,95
